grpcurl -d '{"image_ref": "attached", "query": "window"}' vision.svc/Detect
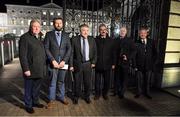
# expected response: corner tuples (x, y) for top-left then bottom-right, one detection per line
(28, 11), (31, 14)
(43, 22), (46, 26)
(57, 13), (61, 16)
(20, 29), (24, 35)
(43, 11), (46, 15)
(12, 18), (16, 25)
(21, 20), (24, 25)
(20, 11), (23, 13)
(13, 29), (16, 34)
(50, 12), (54, 16)
(50, 22), (53, 26)
(28, 20), (31, 25)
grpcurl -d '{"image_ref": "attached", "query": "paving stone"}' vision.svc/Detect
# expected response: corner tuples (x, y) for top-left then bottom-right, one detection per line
(0, 58), (180, 116)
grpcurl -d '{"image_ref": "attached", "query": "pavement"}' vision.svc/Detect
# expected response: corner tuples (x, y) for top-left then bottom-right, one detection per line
(0, 58), (180, 116)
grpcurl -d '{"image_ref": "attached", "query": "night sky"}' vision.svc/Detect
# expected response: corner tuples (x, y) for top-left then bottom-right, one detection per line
(0, 0), (104, 12)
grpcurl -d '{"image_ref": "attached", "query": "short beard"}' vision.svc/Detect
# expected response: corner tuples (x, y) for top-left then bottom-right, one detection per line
(55, 27), (62, 31)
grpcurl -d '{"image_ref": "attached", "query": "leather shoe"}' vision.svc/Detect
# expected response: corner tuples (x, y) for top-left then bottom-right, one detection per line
(73, 98), (78, 104)
(144, 94), (152, 99)
(94, 96), (100, 100)
(134, 94), (140, 98)
(103, 95), (109, 100)
(118, 95), (124, 99)
(61, 99), (69, 105)
(25, 107), (34, 114)
(85, 98), (91, 104)
(46, 101), (55, 109)
(33, 103), (44, 108)
(111, 92), (117, 96)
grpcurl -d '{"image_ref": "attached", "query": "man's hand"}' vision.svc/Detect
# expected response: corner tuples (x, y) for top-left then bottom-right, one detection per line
(112, 65), (115, 69)
(134, 68), (138, 71)
(123, 55), (127, 61)
(58, 61), (65, 68)
(69, 67), (74, 71)
(52, 60), (59, 68)
(24, 70), (31, 77)
(91, 64), (95, 68)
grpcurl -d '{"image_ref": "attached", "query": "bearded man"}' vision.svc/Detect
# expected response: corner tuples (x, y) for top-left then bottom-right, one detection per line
(44, 17), (71, 108)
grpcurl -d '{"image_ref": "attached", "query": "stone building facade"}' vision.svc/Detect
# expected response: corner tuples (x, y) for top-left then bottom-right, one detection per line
(6, 3), (63, 36)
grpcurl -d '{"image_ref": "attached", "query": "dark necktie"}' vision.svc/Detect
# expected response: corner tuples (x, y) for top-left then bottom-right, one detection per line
(142, 40), (146, 52)
(82, 39), (86, 62)
(142, 39), (145, 44)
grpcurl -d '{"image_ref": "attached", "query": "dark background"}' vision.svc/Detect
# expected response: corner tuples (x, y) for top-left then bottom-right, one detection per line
(0, 0), (105, 12)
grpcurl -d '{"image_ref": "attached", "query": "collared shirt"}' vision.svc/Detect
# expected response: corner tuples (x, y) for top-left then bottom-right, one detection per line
(141, 38), (147, 53)
(30, 32), (40, 40)
(81, 36), (89, 61)
(141, 38), (147, 45)
(34, 34), (39, 39)
(100, 35), (106, 39)
(120, 36), (126, 39)
(55, 31), (62, 46)
(55, 31), (62, 62)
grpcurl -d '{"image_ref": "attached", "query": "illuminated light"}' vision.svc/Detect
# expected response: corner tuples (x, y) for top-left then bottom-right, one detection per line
(13, 29), (16, 34)
(28, 20), (31, 25)
(167, 27), (180, 39)
(21, 20), (24, 24)
(162, 68), (180, 87)
(43, 11), (46, 15)
(115, 29), (120, 34)
(50, 12), (54, 16)
(164, 53), (180, 64)
(0, 20), (2, 25)
(170, 1), (180, 14)
(166, 41), (180, 51)
(178, 90), (180, 93)
(168, 15), (180, 27)
(43, 22), (46, 26)
(20, 30), (24, 35)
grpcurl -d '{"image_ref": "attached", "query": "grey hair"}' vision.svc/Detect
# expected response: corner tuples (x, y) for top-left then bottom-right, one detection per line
(99, 23), (107, 30)
(29, 19), (41, 31)
(120, 26), (127, 30)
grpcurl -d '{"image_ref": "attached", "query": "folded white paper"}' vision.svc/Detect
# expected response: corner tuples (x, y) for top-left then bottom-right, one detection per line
(60, 64), (69, 70)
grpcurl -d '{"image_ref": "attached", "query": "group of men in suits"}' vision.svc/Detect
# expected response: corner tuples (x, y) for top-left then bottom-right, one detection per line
(19, 17), (157, 114)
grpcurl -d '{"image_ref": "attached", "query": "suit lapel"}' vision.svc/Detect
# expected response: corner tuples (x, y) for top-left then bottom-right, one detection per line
(87, 36), (91, 57)
(146, 39), (151, 51)
(78, 35), (83, 56)
(60, 32), (64, 47)
(78, 36), (91, 58)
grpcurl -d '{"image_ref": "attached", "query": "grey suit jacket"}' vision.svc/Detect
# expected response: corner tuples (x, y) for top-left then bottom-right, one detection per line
(44, 30), (71, 65)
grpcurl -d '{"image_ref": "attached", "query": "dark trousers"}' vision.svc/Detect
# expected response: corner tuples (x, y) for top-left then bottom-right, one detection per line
(24, 78), (42, 108)
(115, 65), (129, 96)
(74, 62), (92, 99)
(95, 70), (110, 96)
(136, 70), (152, 95)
